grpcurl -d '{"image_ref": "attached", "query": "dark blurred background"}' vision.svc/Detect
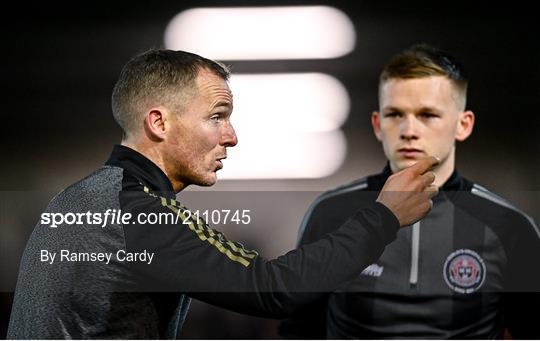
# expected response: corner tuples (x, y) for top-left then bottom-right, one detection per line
(2, 1), (539, 338)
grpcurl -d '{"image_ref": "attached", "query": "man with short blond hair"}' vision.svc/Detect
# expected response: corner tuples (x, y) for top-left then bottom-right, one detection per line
(8, 49), (438, 339)
(280, 44), (540, 339)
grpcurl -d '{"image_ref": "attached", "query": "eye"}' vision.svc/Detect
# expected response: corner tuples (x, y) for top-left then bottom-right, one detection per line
(384, 112), (401, 118)
(210, 114), (222, 121)
(419, 112), (438, 119)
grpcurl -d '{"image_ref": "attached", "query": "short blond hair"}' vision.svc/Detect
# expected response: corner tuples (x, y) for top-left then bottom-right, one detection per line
(379, 44), (468, 110)
(111, 49), (230, 139)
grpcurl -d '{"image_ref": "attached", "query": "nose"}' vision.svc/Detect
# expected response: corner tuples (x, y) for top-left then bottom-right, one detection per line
(221, 121), (238, 147)
(400, 115), (419, 141)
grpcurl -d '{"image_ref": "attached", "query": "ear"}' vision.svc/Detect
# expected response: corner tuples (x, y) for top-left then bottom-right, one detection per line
(371, 111), (383, 141)
(143, 107), (168, 142)
(455, 110), (475, 142)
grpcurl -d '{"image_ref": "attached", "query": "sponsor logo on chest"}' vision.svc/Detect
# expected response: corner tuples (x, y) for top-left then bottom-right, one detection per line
(361, 263), (384, 277)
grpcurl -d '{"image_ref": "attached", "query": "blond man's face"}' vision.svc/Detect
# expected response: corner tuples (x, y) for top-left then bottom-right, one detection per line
(372, 76), (472, 172)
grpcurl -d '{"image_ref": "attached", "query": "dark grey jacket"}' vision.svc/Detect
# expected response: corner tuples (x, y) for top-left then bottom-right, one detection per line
(280, 166), (540, 339)
(8, 145), (401, 339)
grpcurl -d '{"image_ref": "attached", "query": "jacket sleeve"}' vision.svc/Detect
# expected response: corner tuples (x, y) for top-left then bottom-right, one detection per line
(278, 198), (334, 338)
(120, 189), (398, 319)
(503, 216), (540, 339)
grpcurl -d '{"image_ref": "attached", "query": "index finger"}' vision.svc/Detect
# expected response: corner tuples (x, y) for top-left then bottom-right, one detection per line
(409, 156), (440, 175)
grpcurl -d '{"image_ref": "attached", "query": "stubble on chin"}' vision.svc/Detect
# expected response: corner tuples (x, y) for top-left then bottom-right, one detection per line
(197, 171), (218, 187)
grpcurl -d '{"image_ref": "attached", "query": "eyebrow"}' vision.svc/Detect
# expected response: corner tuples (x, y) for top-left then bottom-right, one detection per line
(382, 106), (443, 114)
(210, 101), (233, 115)
(416, 106), (443, 114)
(211, 100), (232, 109)
(381, 106), (402, 112)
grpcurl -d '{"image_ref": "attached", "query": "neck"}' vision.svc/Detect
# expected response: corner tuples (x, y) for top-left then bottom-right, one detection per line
(121, 140), (186, 193)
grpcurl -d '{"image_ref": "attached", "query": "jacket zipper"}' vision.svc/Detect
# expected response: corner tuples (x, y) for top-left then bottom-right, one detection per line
(410, 221), (420, 287)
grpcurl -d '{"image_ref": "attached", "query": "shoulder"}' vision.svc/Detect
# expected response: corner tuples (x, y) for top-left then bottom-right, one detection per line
(455, 179), (539, 240)
(296, 175), (377, 243)
(315, 177), (370, 204)
(305, 175), (376, 216)
(47, 166), (124, 212)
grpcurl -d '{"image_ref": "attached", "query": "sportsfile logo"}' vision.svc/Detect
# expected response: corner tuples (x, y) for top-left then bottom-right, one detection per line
(40, 210), (132, 228)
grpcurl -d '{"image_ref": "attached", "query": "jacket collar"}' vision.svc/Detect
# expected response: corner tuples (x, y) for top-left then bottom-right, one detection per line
(369, 162), (464, 194)
(105, 144), (175, 195)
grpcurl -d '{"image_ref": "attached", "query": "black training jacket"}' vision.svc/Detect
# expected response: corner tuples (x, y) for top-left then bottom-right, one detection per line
(8, 145), (401, 339)
(279, 165), (540, 339)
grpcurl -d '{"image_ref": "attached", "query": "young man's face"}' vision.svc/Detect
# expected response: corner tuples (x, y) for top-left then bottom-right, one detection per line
(164, 68), (237, 189)
(372, 76), (473, 173)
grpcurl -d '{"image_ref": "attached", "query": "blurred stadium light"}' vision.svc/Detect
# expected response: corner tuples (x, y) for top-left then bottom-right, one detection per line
(165, 6), (354, 179)
(164, 6), (355, 60)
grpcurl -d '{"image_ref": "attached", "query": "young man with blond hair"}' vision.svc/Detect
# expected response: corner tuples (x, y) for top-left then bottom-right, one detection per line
(280, 44), (540, 339)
